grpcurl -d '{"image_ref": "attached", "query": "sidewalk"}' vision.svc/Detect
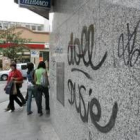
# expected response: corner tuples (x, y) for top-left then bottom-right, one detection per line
(0, 99), (60, 140)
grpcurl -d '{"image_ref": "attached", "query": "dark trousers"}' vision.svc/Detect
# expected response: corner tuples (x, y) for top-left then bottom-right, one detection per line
(8, 85), (24, 110)
(35, 85), (50, 114)
(17, 88), (26, 104)
(9, 94), (23, 110)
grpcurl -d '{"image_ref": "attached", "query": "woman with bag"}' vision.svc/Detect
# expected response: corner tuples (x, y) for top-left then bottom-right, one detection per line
(26, 62), (35, 115)
(34, 61), (50, 116)
(4, 63), (25, 112)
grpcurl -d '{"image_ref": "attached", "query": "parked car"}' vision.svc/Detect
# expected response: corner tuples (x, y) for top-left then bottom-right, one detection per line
(0, 63), (28, 81)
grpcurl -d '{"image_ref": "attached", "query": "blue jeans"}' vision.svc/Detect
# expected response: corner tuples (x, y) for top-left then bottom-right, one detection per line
(27, 86), (34, 113)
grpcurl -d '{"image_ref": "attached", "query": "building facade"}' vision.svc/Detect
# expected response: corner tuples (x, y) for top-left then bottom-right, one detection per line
(49, 1), (140, 140)
(0, 26), (49, 70)
(15, 0), (140, 140)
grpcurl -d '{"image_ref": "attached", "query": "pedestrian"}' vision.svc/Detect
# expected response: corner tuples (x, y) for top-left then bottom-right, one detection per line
(26, 62), (35, 115)
(5, 61), (26, 112)
(34, 61), (50, 116)
(4, 63), (24, 112)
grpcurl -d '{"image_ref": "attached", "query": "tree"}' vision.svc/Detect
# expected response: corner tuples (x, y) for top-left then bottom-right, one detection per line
(0, 26), (31, 61)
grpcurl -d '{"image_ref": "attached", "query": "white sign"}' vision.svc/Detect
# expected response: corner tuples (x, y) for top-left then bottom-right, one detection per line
(45, 43), (49, 48)
(31, 50), (39, 57)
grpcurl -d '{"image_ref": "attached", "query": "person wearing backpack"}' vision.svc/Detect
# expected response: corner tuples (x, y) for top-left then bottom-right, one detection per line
(26, 62), (35, 115)
(34, 61), (50, 116)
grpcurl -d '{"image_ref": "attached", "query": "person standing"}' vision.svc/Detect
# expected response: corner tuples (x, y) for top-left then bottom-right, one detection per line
(34, 61), (50, 116)
(26, 62), (35, 115)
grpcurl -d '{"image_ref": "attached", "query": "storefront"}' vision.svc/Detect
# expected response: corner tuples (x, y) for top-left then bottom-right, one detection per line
(0, 42), (49, 70)
(0, 26), (49, 69)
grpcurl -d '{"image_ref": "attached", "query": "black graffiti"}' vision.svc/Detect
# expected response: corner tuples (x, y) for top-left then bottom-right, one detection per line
(71, 68), (93, 80)
(67, 24), (108, 70)
(118, 20), (140, 67)
(84, 131), (92, 140)
(68, 79), (118, 133)
(88, 131), (92, 140)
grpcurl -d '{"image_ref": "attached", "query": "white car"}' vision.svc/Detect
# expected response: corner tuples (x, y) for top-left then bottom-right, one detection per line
(0, 63), (28, 81)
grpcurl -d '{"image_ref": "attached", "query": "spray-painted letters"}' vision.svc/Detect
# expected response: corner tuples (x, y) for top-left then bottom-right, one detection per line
(67, 24), (118, 133)
(118, 20), (140, 67)
(68, 79), (118, 133)
(67, 25), (107, 78)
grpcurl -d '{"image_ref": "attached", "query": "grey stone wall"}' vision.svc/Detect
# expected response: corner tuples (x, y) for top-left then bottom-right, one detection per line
(49, 0), (140, 139)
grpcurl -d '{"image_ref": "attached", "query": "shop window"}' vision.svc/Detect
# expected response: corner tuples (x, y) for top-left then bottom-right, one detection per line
(39, 51), (49, 61)
(39, 52), (43, 57)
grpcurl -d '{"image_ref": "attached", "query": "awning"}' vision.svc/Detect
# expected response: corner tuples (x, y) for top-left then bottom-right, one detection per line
(14, 0), (52, 19)
(0, 43), (45, 49)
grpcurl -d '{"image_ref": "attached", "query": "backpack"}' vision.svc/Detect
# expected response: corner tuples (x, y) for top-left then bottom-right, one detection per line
(40, 70), (49, 87)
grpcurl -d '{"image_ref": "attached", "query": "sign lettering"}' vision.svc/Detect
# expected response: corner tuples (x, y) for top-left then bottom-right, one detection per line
(19, 0), (51, 8)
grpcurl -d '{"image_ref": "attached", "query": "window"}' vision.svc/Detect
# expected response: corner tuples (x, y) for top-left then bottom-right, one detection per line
(0, 59), (2, 70)
(32, 26), (36, 31)
(26, 25), (30, 29)
(10, 24), (15, 28)
(3, 23), (8, 29)
(16, 23), (21, 27)
(39, 52), (43, 57)
(0, 23), (2, 29)
(37, 26), (42, 31)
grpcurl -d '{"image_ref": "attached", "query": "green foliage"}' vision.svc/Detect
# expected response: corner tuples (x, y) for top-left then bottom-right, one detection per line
(0, 26), (31, 60)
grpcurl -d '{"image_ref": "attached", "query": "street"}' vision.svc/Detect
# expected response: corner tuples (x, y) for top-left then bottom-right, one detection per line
(0, 80), (27, 103)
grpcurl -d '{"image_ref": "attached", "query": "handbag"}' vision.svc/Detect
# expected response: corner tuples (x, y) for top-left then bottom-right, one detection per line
(16, 80), (23, 88)
(5, 81), (14, 95)
(13, 83), (17, 95)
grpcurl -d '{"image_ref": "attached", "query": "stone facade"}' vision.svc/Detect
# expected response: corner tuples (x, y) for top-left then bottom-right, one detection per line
(50, 0), (140, 140)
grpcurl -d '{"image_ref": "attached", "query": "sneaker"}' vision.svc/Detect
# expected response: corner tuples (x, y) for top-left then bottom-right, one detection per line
(4, 108), (10, 112)
(18, 106), (23, 110)
(22, 103), (26, 106)
(39, 112), (43, 117)
(27, 111), (33, 115)
(8, 110), (14, 113)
